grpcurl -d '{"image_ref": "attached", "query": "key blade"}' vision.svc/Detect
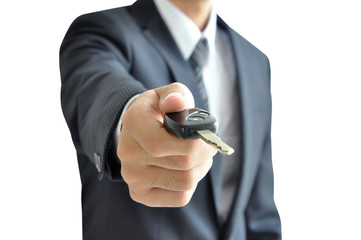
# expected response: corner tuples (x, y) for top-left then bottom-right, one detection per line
(197, 130), (234, 155)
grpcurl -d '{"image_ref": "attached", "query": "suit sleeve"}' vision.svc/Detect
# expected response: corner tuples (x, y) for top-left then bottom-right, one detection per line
(245, 134), (282, 239)
(59, 13), (146, 180)
(245, 60), (282, 239)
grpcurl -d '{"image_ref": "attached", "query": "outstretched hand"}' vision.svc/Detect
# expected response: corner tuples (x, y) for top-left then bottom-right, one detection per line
(117, 83), (217, 207)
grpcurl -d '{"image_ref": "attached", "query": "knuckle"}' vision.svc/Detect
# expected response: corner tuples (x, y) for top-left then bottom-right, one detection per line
(120, 167), (132, 184)
(128, 189), (143, 204)
(130, 189), (161, 208)
(117, 139), (137, 165)
(174, 170), (196, 191)
(117, 142), (129, 160)
(120, 166), (139, 185)
(174, 155), (193, 170)
(160, 157), (175, 169)
(174, 191), (193, 207)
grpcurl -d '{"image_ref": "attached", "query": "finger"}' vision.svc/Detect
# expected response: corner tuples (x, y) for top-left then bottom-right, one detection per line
(129, 186), (196, 207)
(145, 140), (216, 170)
(128, 117), (201, 157)
(119, 129), (212, 172)
(143, 158), (213, 191)
(119, 138), (209, 192)
(118, 136), (213, 190)
(118, 130), (191, 170)
(120, 108), (186, 158)
(155, 82), (195, 114)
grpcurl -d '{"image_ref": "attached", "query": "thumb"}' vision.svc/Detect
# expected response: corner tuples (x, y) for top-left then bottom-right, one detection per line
(155, 83), (195, 113)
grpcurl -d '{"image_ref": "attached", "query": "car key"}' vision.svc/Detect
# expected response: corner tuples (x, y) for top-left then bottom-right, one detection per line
(164, 108), (234, 155)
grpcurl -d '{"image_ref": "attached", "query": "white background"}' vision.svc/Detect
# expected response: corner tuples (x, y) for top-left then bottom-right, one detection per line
(1, 0), (360, 239)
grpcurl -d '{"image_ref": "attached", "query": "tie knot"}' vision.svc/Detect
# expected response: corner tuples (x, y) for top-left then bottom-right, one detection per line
(189, 38), (209, 72)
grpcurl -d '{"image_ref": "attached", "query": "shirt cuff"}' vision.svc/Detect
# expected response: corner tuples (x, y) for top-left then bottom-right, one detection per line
(114, 94), (141, 147)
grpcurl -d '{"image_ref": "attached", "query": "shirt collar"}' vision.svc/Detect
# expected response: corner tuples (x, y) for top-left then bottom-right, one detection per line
(154, 0), (217, 60)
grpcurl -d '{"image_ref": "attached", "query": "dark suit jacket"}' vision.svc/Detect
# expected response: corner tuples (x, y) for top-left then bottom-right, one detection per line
(60, 0), (281, 239)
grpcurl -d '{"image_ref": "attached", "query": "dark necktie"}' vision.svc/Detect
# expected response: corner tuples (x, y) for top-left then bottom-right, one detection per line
(188, 38), (209, 109)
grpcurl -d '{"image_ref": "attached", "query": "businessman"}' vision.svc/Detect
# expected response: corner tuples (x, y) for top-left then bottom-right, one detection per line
(60, 0), (281, 239)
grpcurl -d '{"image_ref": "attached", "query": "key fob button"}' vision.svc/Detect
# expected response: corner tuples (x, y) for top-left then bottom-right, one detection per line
(186, 110), (209, 122)
(187, 116), (204, 122)
(196, 111), (210, 118)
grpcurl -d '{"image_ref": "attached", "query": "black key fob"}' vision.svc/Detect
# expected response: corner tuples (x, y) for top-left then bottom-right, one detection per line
(164, 108), (218, 140)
